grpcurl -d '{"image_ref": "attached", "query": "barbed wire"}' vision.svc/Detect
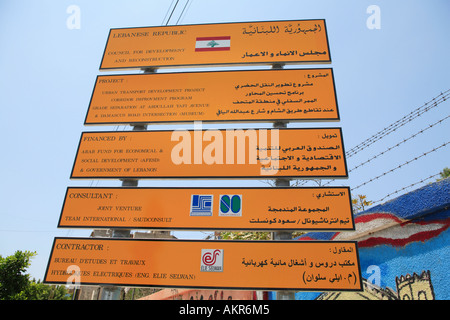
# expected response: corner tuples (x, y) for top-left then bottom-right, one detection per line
(349, 114), (450, 174)
(372, 172), (442, 204)
(346, 89), (449, 158)
(314, 92), (449, 188)
(351, 141), (449, 191)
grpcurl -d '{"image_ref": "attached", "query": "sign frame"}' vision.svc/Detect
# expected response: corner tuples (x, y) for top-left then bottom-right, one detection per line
(99, 19), (332, 70)
(84, 68), (340, 126)
(57, 186), (355, 232)
(69, 127), (349, 180)
(44, 237), (363, 292)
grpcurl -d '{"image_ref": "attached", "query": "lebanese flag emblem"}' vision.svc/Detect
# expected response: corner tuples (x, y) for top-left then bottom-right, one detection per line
(195, 36), (231, 52)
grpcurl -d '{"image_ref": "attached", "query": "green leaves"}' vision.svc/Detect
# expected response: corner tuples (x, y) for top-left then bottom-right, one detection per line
(0, 250), (69, 300)
(0, 250), (35, 299)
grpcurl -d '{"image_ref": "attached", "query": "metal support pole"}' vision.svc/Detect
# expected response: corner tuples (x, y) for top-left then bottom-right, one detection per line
(271, 63), (296, 300)
(114, 124), (147, 235)
(100, 70), (151, 300)
(272, 122), (295, 300)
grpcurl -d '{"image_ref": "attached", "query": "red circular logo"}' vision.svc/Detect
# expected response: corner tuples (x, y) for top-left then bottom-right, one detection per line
(202, 249), (221, 266)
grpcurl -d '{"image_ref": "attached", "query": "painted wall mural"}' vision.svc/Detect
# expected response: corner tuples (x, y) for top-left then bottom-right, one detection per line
(316, 270), (435, 300)
(295, 178), (449, 300)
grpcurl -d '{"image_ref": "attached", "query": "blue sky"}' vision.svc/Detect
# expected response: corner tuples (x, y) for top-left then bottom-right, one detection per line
(0, 0), (449, 281)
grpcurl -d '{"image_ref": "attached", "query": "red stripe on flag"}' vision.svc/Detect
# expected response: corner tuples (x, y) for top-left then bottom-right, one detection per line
(195, 47), (230, 52)
(196, 36), (231, 41)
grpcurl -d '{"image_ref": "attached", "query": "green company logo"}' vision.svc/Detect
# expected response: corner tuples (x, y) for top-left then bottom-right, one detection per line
(219, 195), (242, 216)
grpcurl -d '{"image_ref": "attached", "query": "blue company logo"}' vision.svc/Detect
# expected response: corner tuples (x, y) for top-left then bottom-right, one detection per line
(190, 195), (213, 216)
(219, 195), (242, 216)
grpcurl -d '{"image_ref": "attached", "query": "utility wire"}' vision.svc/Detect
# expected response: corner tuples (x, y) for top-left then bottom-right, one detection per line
(165, 0), (180, 25)
(176, 0), (192, 25)
(161, 0), (177, 25)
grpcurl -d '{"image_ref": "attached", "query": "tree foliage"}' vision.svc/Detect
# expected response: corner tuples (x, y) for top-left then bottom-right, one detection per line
(218, 231), (304, 240)
(438, 167), (450, 180)
(0, 250), (69, 300)
(219, 231), (272, 240)
(0, 250), (35, 299)
(351, 194), (373, 213)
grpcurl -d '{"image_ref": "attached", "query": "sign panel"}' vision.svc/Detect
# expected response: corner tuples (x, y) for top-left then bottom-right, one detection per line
(85, 68), (339, 125)
(58, 187), (354, 231)
(100, 19), (331, 70)
(70, 128), (348, 179)
(44, 238), (362, 291)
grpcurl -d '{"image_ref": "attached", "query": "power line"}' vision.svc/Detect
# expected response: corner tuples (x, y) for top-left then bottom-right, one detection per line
(176, 0), (192, 25)
(165, 0), (180, 25)
(161, 0), (177, 25)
